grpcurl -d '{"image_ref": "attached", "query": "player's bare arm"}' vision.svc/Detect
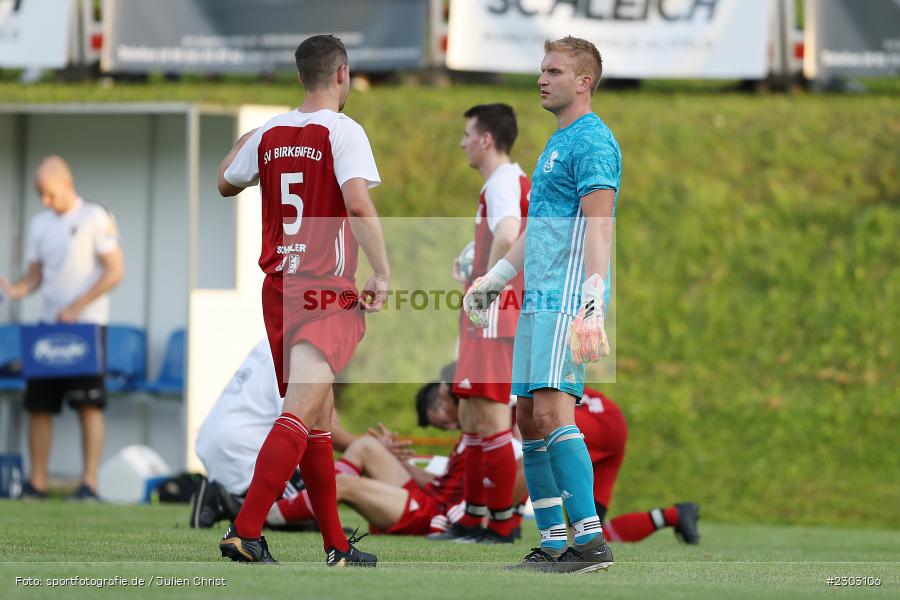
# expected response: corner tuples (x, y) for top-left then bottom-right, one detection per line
(0, 261), (42, 301)
(486, 216), (520, 269)
(58, 248), (124, 323)
(502, 229), (527, 273)
(569, 188), (615, 363)
(367, 423), (414, 460)
(401, 461), (436, 488)
(341, 177), (390, 312)
(217, 128), (259, 197)
(581, 189), (615, 279)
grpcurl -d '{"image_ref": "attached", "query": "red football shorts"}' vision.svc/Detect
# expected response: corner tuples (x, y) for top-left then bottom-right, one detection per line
(452, 335), (514, 405)
(577, 403), (628, 508)
(262, 275), (365, 397)
(369, 481), (442, 536)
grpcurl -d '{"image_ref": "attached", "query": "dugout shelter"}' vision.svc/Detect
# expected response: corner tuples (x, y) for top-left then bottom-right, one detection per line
(0, 102), (283, 477)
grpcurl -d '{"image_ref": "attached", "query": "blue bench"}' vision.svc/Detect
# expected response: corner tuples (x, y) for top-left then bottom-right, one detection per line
(105, 325), (148, 393)
(143, 329), (185, 396)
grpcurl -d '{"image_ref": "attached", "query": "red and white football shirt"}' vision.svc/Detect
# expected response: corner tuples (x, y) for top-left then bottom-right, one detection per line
(224, 110), (380, 390)
(224, 109), (380, 288)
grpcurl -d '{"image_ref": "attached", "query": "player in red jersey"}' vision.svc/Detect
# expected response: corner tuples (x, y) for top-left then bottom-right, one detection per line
(442, 104), (530, 543)
(214, 35), (389, 567)
(573, 388), (700, 545)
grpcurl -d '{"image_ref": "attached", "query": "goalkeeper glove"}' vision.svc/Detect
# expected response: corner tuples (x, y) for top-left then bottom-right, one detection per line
(463, 258), (517, 328)
(569, 273), (610, 365)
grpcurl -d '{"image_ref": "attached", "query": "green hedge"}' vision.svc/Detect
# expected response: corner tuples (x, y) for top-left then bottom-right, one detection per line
(3, 80), (897, 527)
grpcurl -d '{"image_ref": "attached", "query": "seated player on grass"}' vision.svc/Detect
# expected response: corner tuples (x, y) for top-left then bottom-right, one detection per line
(271, 380), (529, 539)
(274, 379), (700, 545)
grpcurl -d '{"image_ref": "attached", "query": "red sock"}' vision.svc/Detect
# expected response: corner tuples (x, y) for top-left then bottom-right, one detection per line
(458, 433), (486, 528)
(604, 506), (678, 543)
(234, 412), (308, 538)
(663, 506), (679, 526)
(274, 489), (314, 523)
(334, 457), (361, 477)
(299, 430), (348, 552)
(482, 430), (516, 537)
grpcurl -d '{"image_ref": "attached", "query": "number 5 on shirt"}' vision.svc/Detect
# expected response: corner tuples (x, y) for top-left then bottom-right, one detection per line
(281, 172), (304, 235)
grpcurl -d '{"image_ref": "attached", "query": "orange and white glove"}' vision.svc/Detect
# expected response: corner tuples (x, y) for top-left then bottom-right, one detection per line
(463, 259), (516, 328)
(569, 273), (610, 365)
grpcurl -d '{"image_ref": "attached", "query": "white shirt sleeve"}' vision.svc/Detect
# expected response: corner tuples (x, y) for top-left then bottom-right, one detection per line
(224, 128), (264, 188)
(331, 119), (381, 189)
(92, 208), (121, 255)
(484, 172), (522, 233)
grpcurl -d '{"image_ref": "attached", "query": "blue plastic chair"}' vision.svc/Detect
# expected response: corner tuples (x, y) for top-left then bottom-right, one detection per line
(145, 329), (185, 395)
(0, 325), (24, 391)
(105, 325), (147, 392)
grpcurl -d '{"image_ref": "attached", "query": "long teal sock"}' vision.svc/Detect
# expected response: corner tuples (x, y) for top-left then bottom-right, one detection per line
(522, 439), (567, 551)
(546, 425), (602, 544)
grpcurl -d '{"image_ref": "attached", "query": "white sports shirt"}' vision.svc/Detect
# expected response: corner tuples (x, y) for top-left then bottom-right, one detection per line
(195, 340), (283, 494)
(479, 162), (527, 232)
(25, 198), (120, 325)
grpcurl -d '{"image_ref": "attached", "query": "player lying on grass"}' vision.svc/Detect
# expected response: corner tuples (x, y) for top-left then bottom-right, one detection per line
(272, 379), (700, 546)
(272, 380), (529, 539)
(192, 345), (698, 544)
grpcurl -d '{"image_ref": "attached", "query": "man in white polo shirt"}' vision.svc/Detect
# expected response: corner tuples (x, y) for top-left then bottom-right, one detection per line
(0, 156), (124, 500)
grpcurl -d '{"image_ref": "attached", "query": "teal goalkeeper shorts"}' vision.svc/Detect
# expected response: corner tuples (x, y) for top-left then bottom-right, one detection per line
(511, 312), (585, 400)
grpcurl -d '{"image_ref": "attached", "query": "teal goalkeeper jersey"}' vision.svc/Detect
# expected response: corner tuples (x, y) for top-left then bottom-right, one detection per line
(523, 112), (621, 315)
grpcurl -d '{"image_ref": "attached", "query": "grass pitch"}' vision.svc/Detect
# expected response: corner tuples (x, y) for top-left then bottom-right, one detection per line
(1, 501), (897, 599)
(0, 79), (898, 528)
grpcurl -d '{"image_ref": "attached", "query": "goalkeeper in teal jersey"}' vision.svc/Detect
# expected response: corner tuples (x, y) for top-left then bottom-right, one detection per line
(464, 36), (620, 574)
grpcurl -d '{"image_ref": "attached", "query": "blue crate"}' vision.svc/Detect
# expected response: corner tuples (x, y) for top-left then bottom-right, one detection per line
(20, 324), (103, 379)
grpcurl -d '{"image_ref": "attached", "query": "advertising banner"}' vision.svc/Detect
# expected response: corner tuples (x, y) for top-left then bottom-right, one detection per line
(804, 0), (900, 78)
(0, 0), (73, 68)
(20, 324), (103, 379)
(447, 0), (771, 79)
(102, 0), (429, 73)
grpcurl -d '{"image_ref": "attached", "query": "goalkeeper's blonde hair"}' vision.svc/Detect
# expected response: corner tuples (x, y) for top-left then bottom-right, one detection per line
(544, 36), (603, 95)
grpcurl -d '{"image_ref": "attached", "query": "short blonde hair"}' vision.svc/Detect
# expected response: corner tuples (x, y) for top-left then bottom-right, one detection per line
(544, 36), (603, 95)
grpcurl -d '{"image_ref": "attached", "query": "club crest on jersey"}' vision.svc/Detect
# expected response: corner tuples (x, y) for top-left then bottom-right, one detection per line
(543, 149), (559, 173)
(287, 255), (301, 275)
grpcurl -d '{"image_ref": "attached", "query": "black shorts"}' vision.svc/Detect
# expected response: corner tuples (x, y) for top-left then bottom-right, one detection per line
(24, 375), (107, 414)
